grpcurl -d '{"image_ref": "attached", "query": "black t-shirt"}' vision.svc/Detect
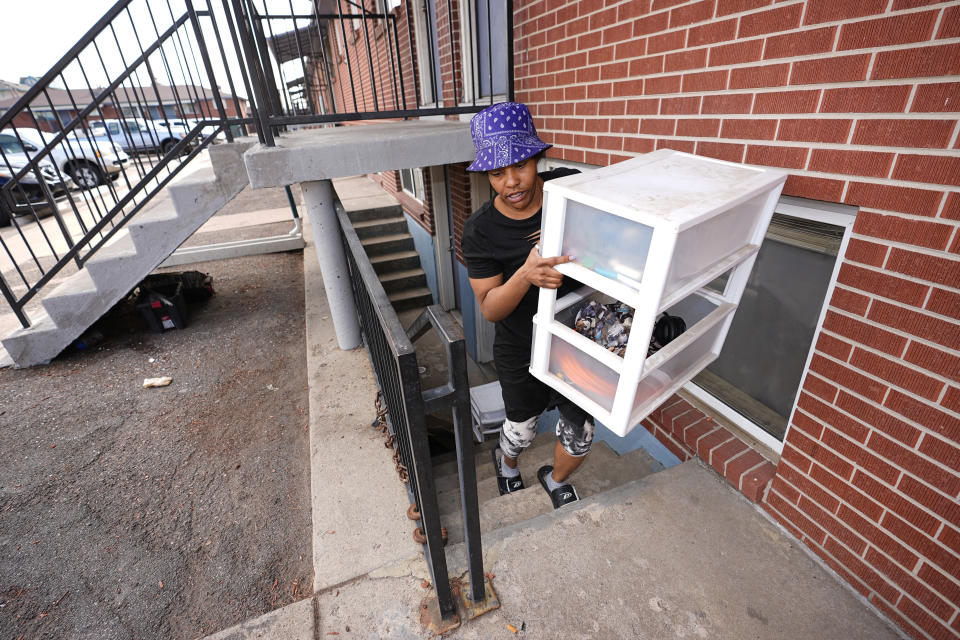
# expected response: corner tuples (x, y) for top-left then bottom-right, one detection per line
(462, 168), (581, 360)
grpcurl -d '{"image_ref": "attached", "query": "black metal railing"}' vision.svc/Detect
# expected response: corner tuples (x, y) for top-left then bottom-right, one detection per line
(235, 0), (514, 145)
(0, 0), (255, 328)
(338, 200), (486, 625)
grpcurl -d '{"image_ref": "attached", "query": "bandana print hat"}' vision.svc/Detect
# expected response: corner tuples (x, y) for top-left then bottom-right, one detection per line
(466, 102), (552, 172)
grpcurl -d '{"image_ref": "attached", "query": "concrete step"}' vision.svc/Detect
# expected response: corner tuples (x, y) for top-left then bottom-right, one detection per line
(352, 216), (408, 239)
(369, 250), (421, 274)
(435, 439), (620, 518)
(0, 311), (61, 366)
(360, 233), (415, 256)
(378, 268), (427, 293)
(388, 287), (433, 311)
(431, 433), (554, 493)
(345, 203), (404, 223)
(40, 269), (100, 326)
(434, 435), (664, 546)
(125, 206), (180, 252)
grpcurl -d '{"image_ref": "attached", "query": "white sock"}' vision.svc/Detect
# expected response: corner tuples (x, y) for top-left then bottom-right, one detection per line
(499, 453), (520, 478)
(545, 470), (563, 491)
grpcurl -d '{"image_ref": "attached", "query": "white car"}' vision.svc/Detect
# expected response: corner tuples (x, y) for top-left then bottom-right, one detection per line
(88, 118), (192, 155)
(152, 118), (226, 142)
(12, 127), (128, 190)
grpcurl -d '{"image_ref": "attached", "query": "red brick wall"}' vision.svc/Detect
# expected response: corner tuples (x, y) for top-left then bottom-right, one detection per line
(513, 2), (960, 639)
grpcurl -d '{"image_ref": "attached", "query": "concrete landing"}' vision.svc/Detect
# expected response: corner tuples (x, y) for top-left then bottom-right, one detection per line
(244, 121), (474, 188)
(316, 460), (903, 639)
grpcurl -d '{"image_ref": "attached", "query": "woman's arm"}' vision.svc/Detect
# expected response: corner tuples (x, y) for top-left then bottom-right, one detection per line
(469, 247), (573, 323)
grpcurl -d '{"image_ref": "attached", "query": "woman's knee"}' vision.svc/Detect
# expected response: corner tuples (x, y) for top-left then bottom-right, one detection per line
(555, 416), (595, 457)
(499, 416), (538, 458)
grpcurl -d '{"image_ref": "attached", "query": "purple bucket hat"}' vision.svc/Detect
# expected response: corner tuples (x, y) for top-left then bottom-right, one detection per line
(466, 102), (551, 172)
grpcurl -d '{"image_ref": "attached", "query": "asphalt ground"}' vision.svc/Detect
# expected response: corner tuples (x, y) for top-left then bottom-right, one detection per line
(0, 187), (311, 639)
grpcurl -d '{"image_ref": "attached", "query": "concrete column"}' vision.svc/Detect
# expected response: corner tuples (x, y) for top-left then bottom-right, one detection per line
(301, 179), (361, 350)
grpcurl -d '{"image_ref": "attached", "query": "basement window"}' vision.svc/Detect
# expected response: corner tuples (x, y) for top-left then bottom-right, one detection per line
(400, 167), (426, 202)
(685, 196), (856, 452)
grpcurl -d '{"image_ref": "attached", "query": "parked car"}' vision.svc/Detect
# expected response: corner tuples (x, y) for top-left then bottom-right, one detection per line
(153, 118), (226, 142)
(12, 127), (128, 190)
(88, 118), (192, 155)
(0, 133), (73, 227)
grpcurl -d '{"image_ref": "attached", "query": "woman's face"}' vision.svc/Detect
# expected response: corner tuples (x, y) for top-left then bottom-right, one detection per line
(487, 157), (541, 214)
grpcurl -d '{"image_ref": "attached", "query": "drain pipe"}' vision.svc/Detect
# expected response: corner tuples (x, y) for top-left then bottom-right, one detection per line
(301, 179), (361, 349)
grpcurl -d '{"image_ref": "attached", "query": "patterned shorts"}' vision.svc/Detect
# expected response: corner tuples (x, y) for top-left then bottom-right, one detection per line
(495, 346), (595, 459)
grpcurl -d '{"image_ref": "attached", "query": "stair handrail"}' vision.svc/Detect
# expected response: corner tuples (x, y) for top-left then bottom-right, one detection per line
(336, 196), (488, 626)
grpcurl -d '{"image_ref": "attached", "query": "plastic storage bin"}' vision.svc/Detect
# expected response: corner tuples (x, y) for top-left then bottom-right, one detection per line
(531, 149), (786, 436)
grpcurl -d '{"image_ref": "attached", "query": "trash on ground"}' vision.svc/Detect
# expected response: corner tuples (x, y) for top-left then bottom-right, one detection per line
(73, 330), (104, 351)
(507, 623), (518, 633)
(143, 376), (173, 388)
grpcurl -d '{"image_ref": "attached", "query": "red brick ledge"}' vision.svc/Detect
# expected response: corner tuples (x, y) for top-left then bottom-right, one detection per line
(643, 394), (777, 502)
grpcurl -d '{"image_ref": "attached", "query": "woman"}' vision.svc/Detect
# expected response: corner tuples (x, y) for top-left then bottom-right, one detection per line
(461, 102), (594, 509)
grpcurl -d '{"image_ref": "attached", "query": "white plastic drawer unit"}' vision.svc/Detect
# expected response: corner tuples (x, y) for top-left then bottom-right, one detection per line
(531, 149), (787, 436)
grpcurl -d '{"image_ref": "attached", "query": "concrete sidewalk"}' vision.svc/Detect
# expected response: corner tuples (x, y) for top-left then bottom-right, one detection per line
(202, 207), (903, 640)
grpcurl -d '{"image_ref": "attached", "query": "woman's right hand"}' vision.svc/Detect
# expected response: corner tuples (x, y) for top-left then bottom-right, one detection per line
(521, 246), (573, 289)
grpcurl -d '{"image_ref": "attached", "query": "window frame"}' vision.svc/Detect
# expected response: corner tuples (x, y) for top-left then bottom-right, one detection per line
(683, 196), (857, 454)
(399, 166), (426, 202)
(456, 0), (508, 106)
(409, 0), (440, 106)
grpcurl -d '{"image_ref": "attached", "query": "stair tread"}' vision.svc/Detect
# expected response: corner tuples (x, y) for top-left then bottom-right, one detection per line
(44, 269), (98, 300)
(379, 268), (426, 281)
(435, 440), (623, 515)
(131, 205), (179, 226)
(86, 231), (138, 262)
(388, 287), (432, 302)
(352, 216), (406, 228)
(369, 250), (419, 263)
(361, 233), (411, 245)
(437, 438), (663, 545)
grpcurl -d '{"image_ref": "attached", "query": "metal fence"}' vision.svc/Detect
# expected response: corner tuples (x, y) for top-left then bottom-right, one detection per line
(236, 0), (515, 144)
(338, 199), (486, 625)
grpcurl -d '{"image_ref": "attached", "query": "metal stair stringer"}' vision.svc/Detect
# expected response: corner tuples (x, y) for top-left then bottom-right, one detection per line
(1, 140), (255, 368)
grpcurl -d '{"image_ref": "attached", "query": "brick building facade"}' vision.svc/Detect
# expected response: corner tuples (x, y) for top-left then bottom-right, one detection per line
(323, 2), (960, 638)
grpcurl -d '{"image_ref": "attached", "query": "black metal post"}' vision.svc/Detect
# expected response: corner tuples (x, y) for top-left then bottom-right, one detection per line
(231, 0), (274, 144)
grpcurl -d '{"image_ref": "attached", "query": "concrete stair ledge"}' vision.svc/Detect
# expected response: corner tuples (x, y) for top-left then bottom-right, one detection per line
(40, 270), (100, 323)
(435, 442), (623, 518)
(207, 138), (255, 184)
(83, 233), (142, 283)
(369, 250), (420, 274)
(342, 199), (402, 219)
(1, 312), (62, 366)
(352, 217), (408, 239)
(387, 287), (432, 310)
(360, 233), (414, 256)
(437, 439), (663, 545)
(431, 436), (554, 492)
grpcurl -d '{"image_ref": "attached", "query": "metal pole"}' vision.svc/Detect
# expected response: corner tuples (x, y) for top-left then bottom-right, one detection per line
(231, 0), (274, 144)
(186, 0), (232, 137)
(301, 179), (360, 349)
